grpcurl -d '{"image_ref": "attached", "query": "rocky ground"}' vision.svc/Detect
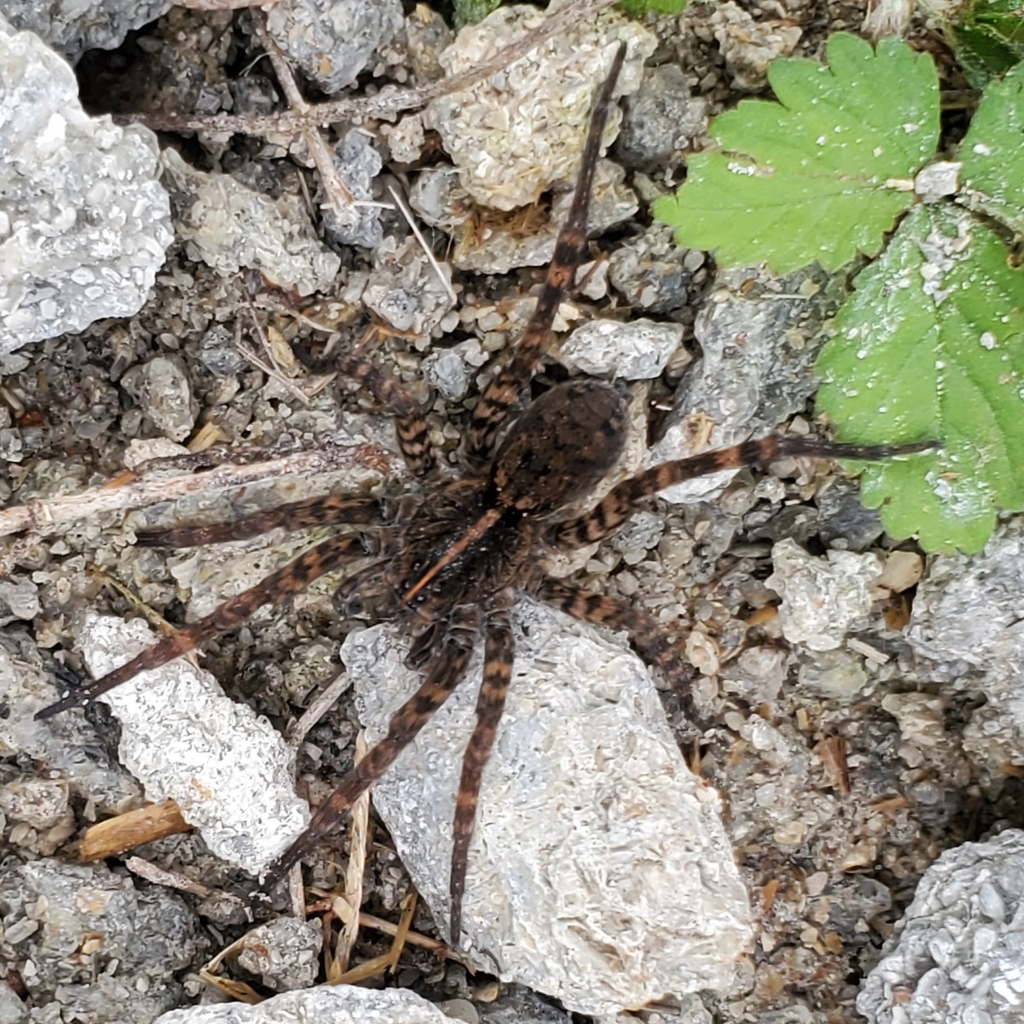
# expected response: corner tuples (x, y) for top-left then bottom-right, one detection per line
(1, 1), (1022, 1023)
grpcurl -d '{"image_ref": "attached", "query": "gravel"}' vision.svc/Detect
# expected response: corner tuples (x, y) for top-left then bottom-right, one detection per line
(0, 3), (1015, 1023)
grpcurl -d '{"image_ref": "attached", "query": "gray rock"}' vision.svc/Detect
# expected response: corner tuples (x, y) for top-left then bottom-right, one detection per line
(907, 522), (1024, 770)
(266, 0), (403, 95)
(121, 356), (197, 443)
(0, 13), (172, 357)
(236, 918), (323, 993)
(75, 614), (310, 875)
(0, 635), (141, 814)
(161, 148), (340, 297)
(0, 575), (39, 622)
(0, 859), (203, 1023)
(154, 985), (452, 1023)
(608, 223), (705, 314)
(323, 129), (384, 250)
(765, 539), (882, 652)
(558, 318), (684, 380)
(709, 1), (803, 93)
(815, 478), (884, 551)
(858, 829), (1024, 1024)
(423, 349), (469, 401)
(363, 235), (455, 337)
(0, 0), (169, 64)
(478, 986), (568, 1024)
(647, 264), (846, 503)
(344, 597), (752, 1017)
(614, 63), (708, 169)
(0, 980), (26, 1024)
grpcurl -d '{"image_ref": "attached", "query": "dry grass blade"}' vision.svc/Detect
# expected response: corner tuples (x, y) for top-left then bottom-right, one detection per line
(329, 892), (419, 985)
(329, 731), (371, 977)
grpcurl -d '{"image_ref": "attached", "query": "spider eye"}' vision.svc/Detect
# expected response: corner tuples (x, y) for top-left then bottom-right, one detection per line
(491, 379), (628, 515)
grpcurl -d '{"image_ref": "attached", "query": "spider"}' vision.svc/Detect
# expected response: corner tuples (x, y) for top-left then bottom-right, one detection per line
(37, 42), (932, 944)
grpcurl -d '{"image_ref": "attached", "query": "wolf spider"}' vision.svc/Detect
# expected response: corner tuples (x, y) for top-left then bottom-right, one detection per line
(39, 43), (931, 943)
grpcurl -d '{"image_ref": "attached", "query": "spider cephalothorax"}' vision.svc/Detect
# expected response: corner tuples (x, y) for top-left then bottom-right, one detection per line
(38, 42), (931, 943)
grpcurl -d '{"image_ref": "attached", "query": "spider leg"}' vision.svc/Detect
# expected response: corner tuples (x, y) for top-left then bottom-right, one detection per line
(558, 436), (936, 547)
(338, 352), (435, 477)
(450, 597), (513, 944)
(264, 605), (480, 886)
(465, 42), (627, 462)
(36, 532), (373, 720)
(538, 577), (697, 720)
(137, 495), (382, 547)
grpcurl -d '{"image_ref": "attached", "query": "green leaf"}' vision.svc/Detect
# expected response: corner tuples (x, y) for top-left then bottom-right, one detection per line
(652, 32), (940, 274)
(453, 0), (503, 29)
(947, 0), (1024, 88)
(618, 0), (687, 16)
(959, 59), (1024, 235)
(816, 204), (1024, 553)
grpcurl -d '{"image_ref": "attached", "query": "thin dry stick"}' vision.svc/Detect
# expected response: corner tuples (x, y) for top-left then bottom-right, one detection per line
(386, 184), (458, 305)
(330, 892), (418, 984)
(0, 443), (402, 541)
(240, 311), (314, 406)
(285, 671), (352, 747)
(251, 10), (356, 223)
(125, 0), (619, 136)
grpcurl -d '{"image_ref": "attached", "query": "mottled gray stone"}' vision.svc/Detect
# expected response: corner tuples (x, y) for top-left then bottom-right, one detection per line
(0, 0), (169, 64)
(0, 859), (202, 1023)
(647, 265), (846, 503)
(907, 521), (1024, 770)
(266, 0), (402, 95)
(161, 148), (340, 297)
(236, 918), (322, 993)
(0, 13), (172, 356)
(858, 829), (1024, 1024)
(558, 319), (683, 380)
(614, 63), (708, 168)
(766, 539), (882, 652)
(154, 985), (451, 1023)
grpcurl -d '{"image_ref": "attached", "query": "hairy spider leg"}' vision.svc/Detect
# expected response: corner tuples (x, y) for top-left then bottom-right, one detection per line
(465, 41), (628, 463)
(538, 577), (696, 718)
(36, 533), (372, 719)
(337, 352), (435, 476)
(557, 436), (937, 547)
(449, 597), (514, 942)
(264, 605), (481, 886)
(136, 495), (382, 548)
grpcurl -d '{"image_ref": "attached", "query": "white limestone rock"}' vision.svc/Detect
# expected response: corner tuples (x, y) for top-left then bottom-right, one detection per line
(344, 597), (753, 1017)
(154, 984), (452, 1023)
(75, 614), (309, 874)
(0, 13), (172, 357)
(766, 539), (883, 652)
(558, 318), (684, 380)
(426, 5), (654, 211)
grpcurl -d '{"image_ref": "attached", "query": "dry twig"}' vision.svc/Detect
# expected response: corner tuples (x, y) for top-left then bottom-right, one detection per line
(0, 442), (401, 543)
(125, 0), (619, 136)
(80, 801), (191, 861)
